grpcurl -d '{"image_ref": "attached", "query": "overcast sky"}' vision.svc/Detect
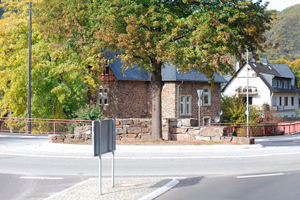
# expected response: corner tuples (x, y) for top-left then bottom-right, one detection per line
(258, 0), (300, 11)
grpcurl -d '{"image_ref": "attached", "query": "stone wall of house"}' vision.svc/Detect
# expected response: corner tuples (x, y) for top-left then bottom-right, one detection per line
(49, 118), (254, 145)
(177, 82), (221, 123)
(100, 81), (150, 118)
(162, 82), (177, 118)
(98, 80), (222, 124)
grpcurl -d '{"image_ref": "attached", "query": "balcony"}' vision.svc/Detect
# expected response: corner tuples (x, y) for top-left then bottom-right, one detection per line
(235, 86), (258, 95)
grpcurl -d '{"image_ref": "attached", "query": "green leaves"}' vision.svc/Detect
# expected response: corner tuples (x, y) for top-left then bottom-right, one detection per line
(0, 0), (101, 119)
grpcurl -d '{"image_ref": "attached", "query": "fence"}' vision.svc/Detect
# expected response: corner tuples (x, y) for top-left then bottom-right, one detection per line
(0, 117), (92, 134)
(204, 121), (300, 137)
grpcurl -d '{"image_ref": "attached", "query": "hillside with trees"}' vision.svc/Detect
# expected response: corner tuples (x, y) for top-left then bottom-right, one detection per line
(258, 4), (300, 61)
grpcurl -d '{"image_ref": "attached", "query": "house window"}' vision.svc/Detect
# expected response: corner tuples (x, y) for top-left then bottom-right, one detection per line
(99, 88), (108, 106)
(279, 97), (282, 106)
(243, 97), (253, 105)
(180, 96), (185, 115)
(180, 96), (192, 115)
(272, 79), (277, 87)
(278, 80), (282, 88)
(104, 63), (109, 75)
(186, 96), (191, 115)
(284, 97), (288, 106)
(284, 81), (288, 89)
(292, 97), (294, 106)
(203, 117), (211, 126)
(272, 96), (277, 106)
(203, 88), (210, 105)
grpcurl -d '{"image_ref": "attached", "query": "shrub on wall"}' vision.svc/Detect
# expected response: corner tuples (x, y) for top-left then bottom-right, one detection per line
(73, 104), (104, 120)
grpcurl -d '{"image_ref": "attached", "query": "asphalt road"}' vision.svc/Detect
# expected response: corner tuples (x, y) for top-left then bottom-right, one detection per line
(2, 132), (300, 199)
(0, 174), (90, 200)
(255, 133), (300, 146)
(157, 171), (300, 200)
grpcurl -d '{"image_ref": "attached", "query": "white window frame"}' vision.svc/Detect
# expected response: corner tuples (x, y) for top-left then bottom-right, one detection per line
(272, 79), (277, 87)
(203, 117), (211, 126)
(278, 80), (282, 88)
(284, 97), (288, 106)
(99, 88), (108, 106)
(180, 96), (185, 115)
(272, 96), (277, 106)
(279, 96), (282, 106)
(284, 81), (288, 89)
(180, 95), (192, 115)
(203, 88), (210, 105)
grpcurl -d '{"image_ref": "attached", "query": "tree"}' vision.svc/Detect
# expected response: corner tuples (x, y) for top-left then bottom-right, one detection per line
(0, 0), (101, 119)
(36, 0), (274, 140)
(220, 94), (260, 123)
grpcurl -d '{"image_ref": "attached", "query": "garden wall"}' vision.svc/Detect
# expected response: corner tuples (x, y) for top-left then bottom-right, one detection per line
(49, 118), (255, 145)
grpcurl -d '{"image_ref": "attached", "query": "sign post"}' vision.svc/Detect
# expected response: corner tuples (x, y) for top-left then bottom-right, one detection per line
(197, 90), (203, 126)
(93, 118), (116, 195)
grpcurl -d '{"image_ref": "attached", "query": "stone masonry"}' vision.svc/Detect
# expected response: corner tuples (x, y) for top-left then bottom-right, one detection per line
(49, 118), (255, 145)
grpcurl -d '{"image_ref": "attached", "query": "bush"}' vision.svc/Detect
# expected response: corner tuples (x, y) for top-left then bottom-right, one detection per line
(73, 104), (104, 120)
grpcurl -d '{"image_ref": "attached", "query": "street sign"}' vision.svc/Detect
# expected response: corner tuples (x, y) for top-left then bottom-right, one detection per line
(197, 90), (203, 99)
(93, 119), (116, 156)
(198, 99), (202, 107)
(93, 118), (116, 195)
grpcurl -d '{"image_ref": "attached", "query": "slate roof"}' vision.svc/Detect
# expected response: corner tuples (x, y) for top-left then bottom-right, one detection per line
(221, 59), (300, 93)
(109, 58), (150, 81)
(108, 58), (227, 83)
(251, 62), (281, 77)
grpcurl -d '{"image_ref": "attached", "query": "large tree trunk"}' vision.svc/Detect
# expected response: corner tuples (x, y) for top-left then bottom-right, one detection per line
(150, 60), (162, 140)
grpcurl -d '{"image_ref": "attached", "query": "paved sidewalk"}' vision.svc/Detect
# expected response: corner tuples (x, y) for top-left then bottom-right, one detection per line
(45, 177), (179, 200)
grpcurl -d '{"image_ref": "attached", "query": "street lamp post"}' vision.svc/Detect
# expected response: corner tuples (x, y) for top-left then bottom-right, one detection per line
(28, 2), (32, 133)
(246, 49), (249, 138)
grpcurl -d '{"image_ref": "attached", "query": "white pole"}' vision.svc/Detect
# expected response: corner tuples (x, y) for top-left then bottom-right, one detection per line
(99, 155), (102, 195)
(28, 2), (32, 134)
(246, 49), (249, 138)
(112, 151), (115, 187)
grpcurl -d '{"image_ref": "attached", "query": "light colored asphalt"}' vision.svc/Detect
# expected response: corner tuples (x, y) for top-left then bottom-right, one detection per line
(45, 178), (178, 200)
(2, 133), (300, 200)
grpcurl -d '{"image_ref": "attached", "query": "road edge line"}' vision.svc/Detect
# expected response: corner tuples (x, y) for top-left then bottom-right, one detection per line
(138, 178), (180, 200)
(43, 178), (91, 200)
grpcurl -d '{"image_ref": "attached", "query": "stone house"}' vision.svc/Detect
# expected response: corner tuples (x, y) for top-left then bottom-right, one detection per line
(222, 59), (299, 117)
(98, 58), (227, 124)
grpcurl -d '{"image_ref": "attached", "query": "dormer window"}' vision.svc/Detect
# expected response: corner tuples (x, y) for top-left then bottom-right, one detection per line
(284, 81), (288, 89)
(272, 79), (277, 87)
(278, 80), (282, 88)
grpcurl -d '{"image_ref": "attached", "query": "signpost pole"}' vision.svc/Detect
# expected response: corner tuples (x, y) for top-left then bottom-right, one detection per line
(112, 118), (115, 187)
(198, 106), (200, 126)
(98, 120), (102, 195)
(112, 151), (115, 187)
(197, 90), (203, 127)
(99, 154), (102, 195)
(93, 118), (116, 195)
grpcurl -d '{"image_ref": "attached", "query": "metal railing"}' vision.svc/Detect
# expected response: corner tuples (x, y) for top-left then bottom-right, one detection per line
(200, 121), (300, 137)
(0, 117), (92, 134)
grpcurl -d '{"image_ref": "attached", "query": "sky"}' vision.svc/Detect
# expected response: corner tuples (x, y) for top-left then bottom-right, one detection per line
(259, 0), (300, 11)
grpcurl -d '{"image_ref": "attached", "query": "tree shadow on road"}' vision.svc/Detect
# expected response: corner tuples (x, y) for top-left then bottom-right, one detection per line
(175, 176), (204, 188)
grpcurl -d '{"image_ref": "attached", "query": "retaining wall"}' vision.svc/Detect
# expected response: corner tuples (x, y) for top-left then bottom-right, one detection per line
(49, 118), (255, 145)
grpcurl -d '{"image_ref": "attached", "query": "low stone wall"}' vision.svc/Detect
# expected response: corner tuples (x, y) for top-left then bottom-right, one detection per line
(49, 118), (255, 145)
(49, 126), (92, 144)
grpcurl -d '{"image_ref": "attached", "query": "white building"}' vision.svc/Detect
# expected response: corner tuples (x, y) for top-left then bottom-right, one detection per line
(222, 59), (299, 118)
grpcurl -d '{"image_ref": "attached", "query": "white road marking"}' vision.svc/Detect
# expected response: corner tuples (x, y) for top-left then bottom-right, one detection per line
(20, 176), (63, 180)
(2, 151), (300, 159)
(237, 173), (285, 179)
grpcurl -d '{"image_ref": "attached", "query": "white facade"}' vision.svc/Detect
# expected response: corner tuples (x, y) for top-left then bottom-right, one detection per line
(222, 62), (299, 118)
